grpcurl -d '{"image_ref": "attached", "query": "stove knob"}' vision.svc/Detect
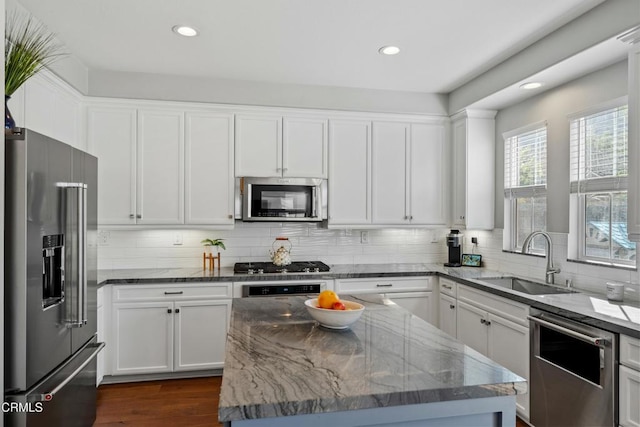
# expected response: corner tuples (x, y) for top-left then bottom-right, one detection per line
(258, 269), (264, 274)
(281, 269), (288, 274)
(247, 269), (254, 275)
(314, 267), (320, 273)
(303, 267), (310, 273)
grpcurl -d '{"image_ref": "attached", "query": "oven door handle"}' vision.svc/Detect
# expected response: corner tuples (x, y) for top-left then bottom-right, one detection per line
(528, 315), (608, 347)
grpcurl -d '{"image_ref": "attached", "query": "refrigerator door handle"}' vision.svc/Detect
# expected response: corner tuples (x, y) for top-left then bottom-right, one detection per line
(27, 342), (105, 403)
(63, 183), (87, 328)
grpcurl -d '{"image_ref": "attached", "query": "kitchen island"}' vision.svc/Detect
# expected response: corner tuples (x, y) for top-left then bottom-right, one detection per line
(218, 294), (526, 427)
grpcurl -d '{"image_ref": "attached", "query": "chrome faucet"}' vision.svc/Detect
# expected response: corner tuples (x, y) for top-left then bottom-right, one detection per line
(521, 231), (560, 284)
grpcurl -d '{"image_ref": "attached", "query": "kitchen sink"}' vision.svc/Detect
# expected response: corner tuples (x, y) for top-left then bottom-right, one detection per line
(479, 276), (576, 295)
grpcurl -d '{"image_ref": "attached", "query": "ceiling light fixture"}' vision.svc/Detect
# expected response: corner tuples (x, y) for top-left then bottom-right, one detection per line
(378, 45), (400, 55)
(520, 82), (543, 90)
(172, 25), (198, 37)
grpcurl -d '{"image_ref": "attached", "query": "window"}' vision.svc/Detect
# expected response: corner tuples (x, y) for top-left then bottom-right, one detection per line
(504, 123), (547, 252)
(570, 100), (635, 266)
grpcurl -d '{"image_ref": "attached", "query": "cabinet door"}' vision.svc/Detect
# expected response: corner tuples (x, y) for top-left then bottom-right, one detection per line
(87, 106), (137, 225)
(185, 112), (235, 225)
(389, 292), (434, 325)
(439, 294), (457, 338)
(619, 365), (640, 427)
(174, 300), (231, 371)
(452, 118), (467, 226)
(96, 288), (104, 386)
(372, 122), (408, 224)
(137, 109), (185, 224)
(487, 313), (530, 420)
(409, 123), (447, 225)
(629, 42), (640, 241)
(235, 114), (282, 177)
(328, 120), (371, 226)
(112, 302), (173, 375)
(456, 301), (488, 355)
(23, 74), (55, 138)
(283, 117), (328, 178)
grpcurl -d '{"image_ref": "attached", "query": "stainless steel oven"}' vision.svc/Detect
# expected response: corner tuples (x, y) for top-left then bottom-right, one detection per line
(529, 308), (617, 427)
(241, 177), (326, 222)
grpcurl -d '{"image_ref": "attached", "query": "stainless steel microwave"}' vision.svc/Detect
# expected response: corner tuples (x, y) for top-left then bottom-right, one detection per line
(240, 177), (327, 222)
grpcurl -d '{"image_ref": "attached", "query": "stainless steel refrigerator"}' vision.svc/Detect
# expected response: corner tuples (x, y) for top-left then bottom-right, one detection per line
(4, 129), (104, 427)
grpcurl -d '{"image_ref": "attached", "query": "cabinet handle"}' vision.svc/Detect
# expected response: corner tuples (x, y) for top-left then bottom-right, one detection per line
(410, 216), (413, 220)
(175, 308), (180, 314)
(276, 168), (282, 172)
(228, 214), (233, 219)
(449, 304), (455, 309)
(129, 214), (135, 219)
(167, 309), (172, 314)
(376, 284), (393, 288)
(164, 291), (184, 295)
(443, 284), (452, 290)
(480, 319), (486, 324)
(136, 214), (142, 219)
(282, 168), (288, 172)
(404, 216), (408, 220)
(485, 320), (491, 326)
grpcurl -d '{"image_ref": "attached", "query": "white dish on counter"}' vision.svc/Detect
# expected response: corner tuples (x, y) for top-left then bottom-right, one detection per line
(304, 298), (364, 329)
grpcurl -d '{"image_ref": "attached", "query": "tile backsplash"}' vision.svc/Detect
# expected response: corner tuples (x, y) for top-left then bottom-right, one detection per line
(97, 223), (639, 300)
(97, 222), (448, 270)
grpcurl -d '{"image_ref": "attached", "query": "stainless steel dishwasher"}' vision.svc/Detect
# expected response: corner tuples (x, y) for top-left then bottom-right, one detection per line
(529, 308), (617, 427)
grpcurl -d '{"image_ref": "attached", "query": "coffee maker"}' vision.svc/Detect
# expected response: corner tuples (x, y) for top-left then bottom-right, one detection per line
(444, 230), (463, 267)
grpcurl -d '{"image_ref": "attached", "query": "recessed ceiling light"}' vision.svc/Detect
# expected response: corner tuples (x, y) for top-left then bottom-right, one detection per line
(520, 82), (543, 90)
(172, 25), (198, 37)
(378, 45), (400, 55)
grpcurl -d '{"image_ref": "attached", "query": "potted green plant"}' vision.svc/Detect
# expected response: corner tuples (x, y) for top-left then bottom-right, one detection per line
(201, 238), (226, 254)
(5, 11), (65, 130)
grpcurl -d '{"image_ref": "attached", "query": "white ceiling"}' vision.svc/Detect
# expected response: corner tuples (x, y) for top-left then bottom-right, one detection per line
(13, 0), (606, 94)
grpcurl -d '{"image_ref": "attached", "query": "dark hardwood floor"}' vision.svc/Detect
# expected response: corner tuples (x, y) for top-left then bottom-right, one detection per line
(94, 377), (223, 427)
(95, 377), (530, 427)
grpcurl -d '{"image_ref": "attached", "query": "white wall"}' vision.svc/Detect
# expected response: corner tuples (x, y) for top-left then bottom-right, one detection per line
(88, 70), (449, 116)
(464, 229), (640, 302)
(97, 224), (448, 270)
(494, 60), (628, 232)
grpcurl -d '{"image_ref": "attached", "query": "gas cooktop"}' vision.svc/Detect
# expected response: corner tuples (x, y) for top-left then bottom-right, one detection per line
(234, 261), (330, 274)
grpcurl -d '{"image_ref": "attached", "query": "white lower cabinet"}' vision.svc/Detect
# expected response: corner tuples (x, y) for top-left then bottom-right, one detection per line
(335, 276), (436, 325)
(96, 287), (105, 386)
(454, 283), (530, 421)
(620, 335), (640, 427)
(110, 283), (231, 376)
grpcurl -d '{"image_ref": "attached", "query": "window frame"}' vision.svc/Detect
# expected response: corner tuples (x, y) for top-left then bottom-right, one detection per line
(503, 121), (548, 252)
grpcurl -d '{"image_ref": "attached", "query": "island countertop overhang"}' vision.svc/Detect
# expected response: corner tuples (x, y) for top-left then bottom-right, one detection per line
(218, 294), (526, 423)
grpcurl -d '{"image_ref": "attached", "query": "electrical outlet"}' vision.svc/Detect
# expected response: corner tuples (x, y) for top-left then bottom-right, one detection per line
(471, 237), (478, 245)
(361, 231), (369, 244)
(173, 233), (183, 245)
(430, 232), (439, 243)
(98, 231), (110, 246)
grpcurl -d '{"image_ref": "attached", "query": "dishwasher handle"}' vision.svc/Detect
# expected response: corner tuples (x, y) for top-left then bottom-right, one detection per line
(528, 315), (608, 347)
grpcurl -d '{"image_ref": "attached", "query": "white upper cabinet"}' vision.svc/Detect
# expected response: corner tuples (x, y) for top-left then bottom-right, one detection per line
(235, 114), (328, 178)
(372, 122), (408, 224)
(451, 109), (496, 230)
(87, 106), (138, 225)
(409, 123), (448, 225)
(185, 112), (235, 225)
(624, 30), (640, 241)
(283, 117), (328, 178)
(11, 71), (84, 151)
(371, 120), (449, 226)
(235, 114), (282, 177)
(328, 120), (372, 226)
(137, 109), (185, 225)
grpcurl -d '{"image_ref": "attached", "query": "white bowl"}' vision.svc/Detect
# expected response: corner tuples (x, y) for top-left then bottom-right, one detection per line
(304, 298), (365, 330)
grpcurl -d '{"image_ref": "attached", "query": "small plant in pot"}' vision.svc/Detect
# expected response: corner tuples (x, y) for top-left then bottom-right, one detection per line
(201, 238), (226, 254)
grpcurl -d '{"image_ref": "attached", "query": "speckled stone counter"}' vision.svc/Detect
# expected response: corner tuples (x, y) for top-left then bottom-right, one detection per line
(218, 294), (526, 426)
(98, 263), (640, 338)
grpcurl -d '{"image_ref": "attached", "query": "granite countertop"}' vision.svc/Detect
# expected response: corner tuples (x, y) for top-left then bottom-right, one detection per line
(218, 294), (526, 422)
(98, 263), (640, 337)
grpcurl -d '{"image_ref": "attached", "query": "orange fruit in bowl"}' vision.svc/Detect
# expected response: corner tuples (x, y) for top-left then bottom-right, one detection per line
(317, 290), (340, 309)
